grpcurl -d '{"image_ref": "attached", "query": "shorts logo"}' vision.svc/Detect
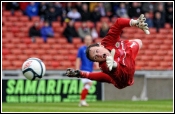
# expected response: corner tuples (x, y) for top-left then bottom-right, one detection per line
(115, 42), (120, 48)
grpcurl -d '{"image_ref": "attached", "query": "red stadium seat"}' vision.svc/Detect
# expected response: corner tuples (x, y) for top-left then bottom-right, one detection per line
(10, 38), (22, 44)
(47, 38), (57, 45)
(72, 38), (82, 44)
(167, 50), (173, 56)
(4, 21), (14, 27)
(6, 55), (17, 61)
(14, 22), (25, 27)
(2, 48), (10, 56)
(51, 61), (60, 69)
(74, 21), (82, 30)
(53, 55), (65, 61)
(100, 17), (110, 23)
(19, 16), (29, 22)
(54, 27), (65, 33)
(31, 16), (40, 22)
(63, 44), (75, 49)
(87, 21), (95, 28)
(40, 43), (51, 50)
(7, 16), (19, 22)
(94, 38), (103, 43)
(147, 61), (160, 70)
(17, 43), (28, 50)
(60, 61), (72, 68)
(156, 50), (167, 56)
(2, 38), (10, 44)
(152, 55), (163, 62)
(51, 44), (62, 50)
(163, 56), (173, 62)
(23, 49), (34, 55)
(149, 28), (157, 34)
(140, 55), (152, 62)
(160, 61), (172, 69)
(152, 39), (163, 45)
(136, 61), (148, 69)
(35, 49), (46, 55)
(28, 43), (39, 50)
(69, 49), (78, 55)
(57, 38), (68, 44)
(2, 60), (12, 69)
(3, 43), (16, 50)
(52, 22), (61, 29)
(53, 33), (62, 38)
(12, 61), (23, 69)
(23, 38), (32, 44)
(148, 44), (160, 50)
(67, 55), (76, 61)
(164, 23), (171, 29)
(163, 39), (173, 45)
(41, 55), (53, 61)
(14, 11), (23, 17)
(58, 49), (69, 55)
(144, 50), (155, 56)
(159, 28), (169, 34)
(46, 49), (57, 55)
(3, 11), (12, 17)
(159, 45), (171, 50)
(18, 55), (29, 61)
(75, 43), (83, 49)
(11, 49), (22, 55)
(35, 37), (44, 44)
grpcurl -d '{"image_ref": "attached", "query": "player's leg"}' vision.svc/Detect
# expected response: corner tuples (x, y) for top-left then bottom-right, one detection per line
(79, 79), (93, 107)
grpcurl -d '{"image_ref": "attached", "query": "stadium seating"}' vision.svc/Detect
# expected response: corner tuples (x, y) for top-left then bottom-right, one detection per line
(2, 9), (173, 71)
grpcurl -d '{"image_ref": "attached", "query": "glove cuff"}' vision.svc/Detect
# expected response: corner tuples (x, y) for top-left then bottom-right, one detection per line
(113, 61), (118, 68)
(130, 19), (138, 26)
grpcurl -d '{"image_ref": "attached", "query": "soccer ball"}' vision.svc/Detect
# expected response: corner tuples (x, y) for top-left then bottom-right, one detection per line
(22, 58), (46, 80)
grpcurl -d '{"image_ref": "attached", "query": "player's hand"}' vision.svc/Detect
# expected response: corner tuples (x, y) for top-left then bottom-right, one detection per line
(65, 68), (81, 77)
(131, 14), (150, 34)
(106, 49), (117, 71)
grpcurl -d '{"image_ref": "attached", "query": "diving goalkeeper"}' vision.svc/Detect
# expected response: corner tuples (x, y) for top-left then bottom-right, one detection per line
(65, 14), (150, 89)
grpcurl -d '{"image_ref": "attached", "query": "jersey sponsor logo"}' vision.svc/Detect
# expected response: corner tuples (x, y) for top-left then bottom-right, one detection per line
(115, 42), (120, 48)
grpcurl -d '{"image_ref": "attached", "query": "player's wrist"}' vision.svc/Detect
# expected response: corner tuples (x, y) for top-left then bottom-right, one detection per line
(130, 19), (138, 27)
(113, 61), (117, 68)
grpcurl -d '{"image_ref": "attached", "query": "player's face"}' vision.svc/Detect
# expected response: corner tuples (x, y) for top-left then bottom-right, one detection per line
(89, 45), (110, 62)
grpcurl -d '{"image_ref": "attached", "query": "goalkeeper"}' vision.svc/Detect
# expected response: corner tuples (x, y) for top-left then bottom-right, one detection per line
(65, 14), (150, 89)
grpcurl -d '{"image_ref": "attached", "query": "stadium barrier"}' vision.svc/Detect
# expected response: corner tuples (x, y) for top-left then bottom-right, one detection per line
(2, 70), (173, 102)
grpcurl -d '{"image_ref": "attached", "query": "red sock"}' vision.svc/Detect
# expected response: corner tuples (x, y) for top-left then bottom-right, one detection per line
(80, 88), (88, 100)
(81, 72), (113, 84)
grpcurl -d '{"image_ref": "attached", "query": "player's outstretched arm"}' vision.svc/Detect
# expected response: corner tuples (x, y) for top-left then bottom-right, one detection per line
(130, 14), (150, 34)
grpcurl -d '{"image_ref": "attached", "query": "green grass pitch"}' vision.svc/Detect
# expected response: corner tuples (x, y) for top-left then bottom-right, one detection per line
(2, 99), (173, 112)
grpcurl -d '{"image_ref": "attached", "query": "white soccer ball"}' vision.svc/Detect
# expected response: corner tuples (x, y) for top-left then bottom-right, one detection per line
(22, 58), (46, 80)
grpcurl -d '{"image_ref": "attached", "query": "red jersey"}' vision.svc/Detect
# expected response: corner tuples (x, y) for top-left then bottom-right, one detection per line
(99, 18), (139, 89)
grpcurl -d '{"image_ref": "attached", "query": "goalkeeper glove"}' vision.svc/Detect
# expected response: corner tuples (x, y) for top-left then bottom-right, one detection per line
(130, 14), (150, 34)
(65, 68), (89, 78)
(106, 49), (117, 71)
(65, 68), (81, 78)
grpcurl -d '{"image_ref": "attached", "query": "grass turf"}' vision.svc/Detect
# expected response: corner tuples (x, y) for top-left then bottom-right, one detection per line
(2, 99), (173, 112)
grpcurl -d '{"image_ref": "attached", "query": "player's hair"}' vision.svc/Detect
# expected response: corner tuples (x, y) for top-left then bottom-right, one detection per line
(86, 43), (100, 62)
